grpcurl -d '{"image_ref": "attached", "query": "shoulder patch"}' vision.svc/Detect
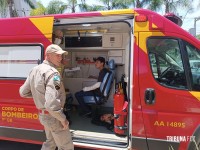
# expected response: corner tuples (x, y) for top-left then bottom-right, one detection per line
(53, 75), (60, 81)
(53, 74), (61, 90)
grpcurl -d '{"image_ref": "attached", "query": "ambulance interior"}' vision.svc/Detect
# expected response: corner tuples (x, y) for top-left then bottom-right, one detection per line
(53, 16), (132, 147)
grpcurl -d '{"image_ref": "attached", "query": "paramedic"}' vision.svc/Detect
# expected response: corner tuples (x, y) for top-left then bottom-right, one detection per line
(75, 57), (108, 117)
(19, 44), (74, 150)
(53, 29), (63, 45)
(52, 29), (67, 77)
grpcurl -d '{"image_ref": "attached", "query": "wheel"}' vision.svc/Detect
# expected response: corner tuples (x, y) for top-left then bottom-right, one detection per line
(187, 126), (200, 150)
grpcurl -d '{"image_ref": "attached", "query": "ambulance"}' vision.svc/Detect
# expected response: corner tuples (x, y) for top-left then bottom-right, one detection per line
(0, 8), (200, 150)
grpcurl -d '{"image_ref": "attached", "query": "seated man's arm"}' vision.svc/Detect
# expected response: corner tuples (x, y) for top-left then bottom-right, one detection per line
(83, 82), (101, 91)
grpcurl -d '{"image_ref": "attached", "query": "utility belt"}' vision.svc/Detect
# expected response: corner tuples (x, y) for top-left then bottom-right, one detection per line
(38, 109), (49, 115)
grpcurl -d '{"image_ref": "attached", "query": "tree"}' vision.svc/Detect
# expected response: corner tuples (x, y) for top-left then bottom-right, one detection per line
(0, 0), (8, 18)
(148, 0), (193, 14)
(78, 0), (104, 12)
(30, 1), (46, 16)
(24, 0), (35, 9)
(46, 0), (66, 14)
(30, 0), (67, 16)
(79, 4), (104, 11)
(131, 0), (152, 8)
(0, 0), (36, 17)
(196, 34), (200, 40)
(82, 0), (133, 11)
(65, 0), (78, 13)
(98, 0), (132, 10)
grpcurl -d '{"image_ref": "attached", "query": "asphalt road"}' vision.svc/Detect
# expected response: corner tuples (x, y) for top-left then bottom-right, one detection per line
(0, 140), (88, 150)
(0, 140), (41, 150)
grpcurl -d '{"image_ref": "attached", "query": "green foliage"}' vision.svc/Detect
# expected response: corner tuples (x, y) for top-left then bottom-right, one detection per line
(148, 0), (193, 13)
(66, 0), (78, 13)
(46, 0), (66, 14)
(0, 0), (8, 18)
(98, 0), (132, 10)
(29, 0), (194, 18)
(23, 0), (35, 9)
(196, 34), (200, 40)
(81, 0), (132, 11)
(132, 0), (152, 8)
(30, 1), (45, 16)
(30, 0), (67, 16)
(148, 0), (162, 11)
(0, 0), (35, 17)
(79, 4), (104, 11)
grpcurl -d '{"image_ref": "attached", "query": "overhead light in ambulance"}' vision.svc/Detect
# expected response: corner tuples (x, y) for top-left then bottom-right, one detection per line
(82, 24), (91, 27)
(65, 29), (107, 34)
(90, 31), (98, 33)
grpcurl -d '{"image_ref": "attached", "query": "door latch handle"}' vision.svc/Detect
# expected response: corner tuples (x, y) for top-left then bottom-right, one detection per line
(145, 88), (155, 105)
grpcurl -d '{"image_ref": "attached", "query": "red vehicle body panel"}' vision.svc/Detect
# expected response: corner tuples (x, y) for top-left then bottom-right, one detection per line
(0, 8), (200, 149)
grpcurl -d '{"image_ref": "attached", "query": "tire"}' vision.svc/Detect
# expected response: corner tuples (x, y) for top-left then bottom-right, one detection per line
(187, 126), (200, 150)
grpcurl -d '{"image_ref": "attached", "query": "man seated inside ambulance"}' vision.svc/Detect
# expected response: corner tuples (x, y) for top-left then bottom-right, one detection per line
(75, 57), (108, 117)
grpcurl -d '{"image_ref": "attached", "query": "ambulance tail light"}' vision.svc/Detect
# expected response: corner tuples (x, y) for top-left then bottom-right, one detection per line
(135, 15), (148, 22)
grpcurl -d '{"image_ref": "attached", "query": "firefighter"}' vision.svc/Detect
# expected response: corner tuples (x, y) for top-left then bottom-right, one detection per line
(19, 44), (74, 150)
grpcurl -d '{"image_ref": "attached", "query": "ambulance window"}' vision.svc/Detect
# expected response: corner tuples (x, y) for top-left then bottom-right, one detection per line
(147, 38), (187, 89)
(0, 45), (42, 78)
(185, 43), (200, 91)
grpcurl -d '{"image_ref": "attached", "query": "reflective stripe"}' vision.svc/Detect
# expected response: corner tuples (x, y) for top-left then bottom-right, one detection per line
(38, 109), (49, 114)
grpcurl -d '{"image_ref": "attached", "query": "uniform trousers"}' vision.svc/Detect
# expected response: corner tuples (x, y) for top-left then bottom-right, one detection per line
(39, 114), (74, 150)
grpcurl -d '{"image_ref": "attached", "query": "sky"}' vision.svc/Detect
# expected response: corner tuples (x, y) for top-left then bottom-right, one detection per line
(39, 0), (200, 34)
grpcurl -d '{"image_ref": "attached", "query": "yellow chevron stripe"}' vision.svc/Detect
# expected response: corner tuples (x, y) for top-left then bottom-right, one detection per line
(137, 31), (164, 54)
(29, 17), (54, 42)
(100, 9), (134, 16)
(190, 92), (200, 101)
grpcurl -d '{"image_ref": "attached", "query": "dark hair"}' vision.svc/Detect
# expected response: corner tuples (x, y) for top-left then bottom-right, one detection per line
(91, 113), (114, 131)
(95, 57), (105, 64)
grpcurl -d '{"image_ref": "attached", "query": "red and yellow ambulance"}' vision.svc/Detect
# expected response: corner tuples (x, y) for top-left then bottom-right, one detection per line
(0, 8), (200, 150)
